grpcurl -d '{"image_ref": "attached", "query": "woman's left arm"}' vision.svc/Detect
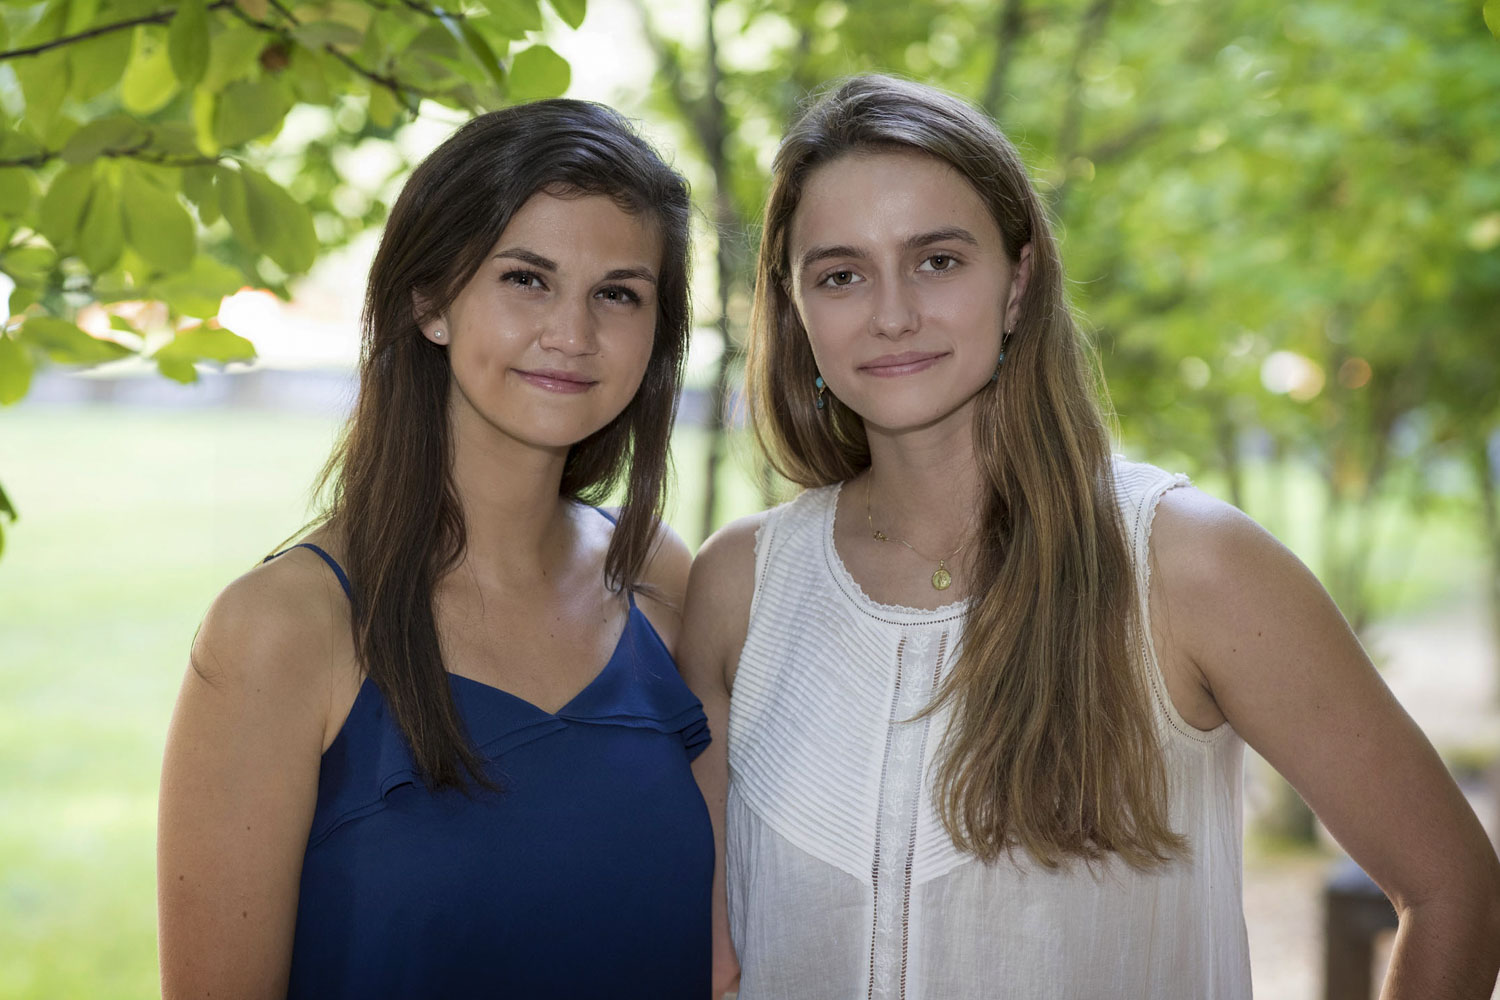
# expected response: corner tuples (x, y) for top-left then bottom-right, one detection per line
(1150, 487), (1500, 1000)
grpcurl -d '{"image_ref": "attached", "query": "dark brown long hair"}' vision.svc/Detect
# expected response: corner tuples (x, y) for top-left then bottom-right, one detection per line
(747, 76), (1184, 869)
(315, 101), (692, 790)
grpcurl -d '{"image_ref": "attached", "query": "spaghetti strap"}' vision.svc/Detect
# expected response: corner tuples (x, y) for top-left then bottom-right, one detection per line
(263, 542), (353, 602)
(589, 507), (636, 608)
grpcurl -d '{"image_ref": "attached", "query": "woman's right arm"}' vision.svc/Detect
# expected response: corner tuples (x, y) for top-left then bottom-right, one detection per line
(158, 554), (345, 999)
(678, 514), (764, 999)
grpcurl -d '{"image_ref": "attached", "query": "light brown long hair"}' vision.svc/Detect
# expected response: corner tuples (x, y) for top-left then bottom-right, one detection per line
(315, 101), (692, 791)
(746, 75), (1183, 869)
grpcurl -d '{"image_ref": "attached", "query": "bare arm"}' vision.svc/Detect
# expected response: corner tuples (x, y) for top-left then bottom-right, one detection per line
(1150, 488), (1500, 999)
(678, 514), (763, 998)
(157, 553), (348, 999)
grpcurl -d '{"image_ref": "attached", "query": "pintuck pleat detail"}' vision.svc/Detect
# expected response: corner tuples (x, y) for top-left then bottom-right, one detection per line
(726, 460), (1253, 1000)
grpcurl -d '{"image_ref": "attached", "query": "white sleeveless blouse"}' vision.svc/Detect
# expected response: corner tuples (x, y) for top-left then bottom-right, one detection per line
(726, 458), (1251, 999)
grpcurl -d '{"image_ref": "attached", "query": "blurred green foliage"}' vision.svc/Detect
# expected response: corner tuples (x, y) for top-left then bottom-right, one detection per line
(635, 0), (1500, 628)
(0, 0), (584, 551)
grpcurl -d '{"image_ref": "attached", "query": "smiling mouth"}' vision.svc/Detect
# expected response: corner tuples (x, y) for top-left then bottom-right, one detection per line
(858, 351), (948, 377)
(513, 369), (597, 394)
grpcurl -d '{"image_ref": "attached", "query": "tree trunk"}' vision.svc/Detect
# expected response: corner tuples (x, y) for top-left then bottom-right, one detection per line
(1475, 434), (1500, 702)
(980, 0), (1025, 118)
(697, 0), (738, 543)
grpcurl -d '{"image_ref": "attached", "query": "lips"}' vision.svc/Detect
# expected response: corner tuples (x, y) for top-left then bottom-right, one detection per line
(857, 351), (948, 377)
(513, 368), (597, 394)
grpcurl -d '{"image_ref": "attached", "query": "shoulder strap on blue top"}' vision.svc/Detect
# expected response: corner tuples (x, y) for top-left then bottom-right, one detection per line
(263, 542), (353, 602)
(589, 506), (637, 608)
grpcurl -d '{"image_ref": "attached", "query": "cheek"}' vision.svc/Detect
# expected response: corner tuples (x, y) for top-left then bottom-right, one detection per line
(925, 281), (1004, 334)
(799, 298), (861, 358)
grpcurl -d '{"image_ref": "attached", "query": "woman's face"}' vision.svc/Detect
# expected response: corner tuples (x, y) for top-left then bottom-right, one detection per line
(786, 150), (1030, 436)
(421, 191), (662, 453)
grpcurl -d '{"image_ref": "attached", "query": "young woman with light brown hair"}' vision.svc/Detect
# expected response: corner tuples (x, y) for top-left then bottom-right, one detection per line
(681, 74), (1500, 999)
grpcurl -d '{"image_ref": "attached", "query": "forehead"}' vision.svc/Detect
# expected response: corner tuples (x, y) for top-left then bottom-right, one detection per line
(494, 190), (662, 265)
(788, 150), (1000, 261)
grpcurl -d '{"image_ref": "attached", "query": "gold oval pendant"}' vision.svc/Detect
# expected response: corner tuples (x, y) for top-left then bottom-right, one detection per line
(931, 566), (952, 591)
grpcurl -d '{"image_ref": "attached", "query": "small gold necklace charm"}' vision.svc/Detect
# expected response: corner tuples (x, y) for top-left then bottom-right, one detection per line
(866, 478), (966, 592)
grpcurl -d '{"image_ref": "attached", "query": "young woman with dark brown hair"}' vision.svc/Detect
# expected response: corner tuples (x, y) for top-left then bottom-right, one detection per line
(681, 75), (1500, 999)
(158, 101), (712, 998)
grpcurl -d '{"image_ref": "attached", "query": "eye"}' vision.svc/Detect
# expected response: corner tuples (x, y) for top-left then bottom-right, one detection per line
(819, 269), (861, 288)
(596, 285), (643, 306)
(502, 269), (547, 290)
(918, 254), (959, 273)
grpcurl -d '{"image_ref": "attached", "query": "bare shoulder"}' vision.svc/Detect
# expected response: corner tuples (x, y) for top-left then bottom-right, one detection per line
(633, 518), (693, 653)
(639, 519), (693, 601)
(679, 511), (769, 693)
(192, 536), (352, 705)
(1147, 484), (1289, 596)
(689, 511), (766, 609)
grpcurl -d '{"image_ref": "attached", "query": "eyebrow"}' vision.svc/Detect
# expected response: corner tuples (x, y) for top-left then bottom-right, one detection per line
(494, 249), (657, 285)
(797, 227), (982, 273)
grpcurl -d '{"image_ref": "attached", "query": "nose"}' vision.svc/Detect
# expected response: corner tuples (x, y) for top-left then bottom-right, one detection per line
(869, 276), (918, 339)
(537, 296), (600, 356)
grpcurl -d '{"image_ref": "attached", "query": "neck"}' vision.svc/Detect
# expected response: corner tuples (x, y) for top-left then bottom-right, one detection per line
(860, 414), (985, 555)
(447, 406), (574, 588)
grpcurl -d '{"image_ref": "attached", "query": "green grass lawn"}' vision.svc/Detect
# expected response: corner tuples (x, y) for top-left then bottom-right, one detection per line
(0, 399), (1487, 998)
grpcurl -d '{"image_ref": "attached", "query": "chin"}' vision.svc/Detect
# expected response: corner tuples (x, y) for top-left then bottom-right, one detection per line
(849, 392), (982, 436)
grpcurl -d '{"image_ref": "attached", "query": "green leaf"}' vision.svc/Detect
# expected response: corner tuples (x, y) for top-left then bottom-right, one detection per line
(410, 21), (464, 61)
(508, 44), (568, 100)
(37, 163), (95, 249)
(169, 0), (211, 88)
(181, 165), (220, 225)
(156, 355), (198, 383)
(192, 89), (218, 155)
(546, 0), (585, 29)
(69, 30), (135, 101)
(0, 335), (33, 405)
(121, 26), (180, 115)
(78, 171), (124, 272)
(0, 477), (15, 520)
(288, 45), (333, 104)
(0, 246), (57, 284)
(6, 287), (41, 315)
(368, 84), (402, 128)
(201, 24), (264, 92)
(153, 253), (245, 316)
(120, 165), (196, 272)
(292, 20), (364, 48)
(244, 170), (316, 273)
(18, 316), (133, 364)
(216, 167), (317, 274)
(0, 169), (40, 219)
(480, 0), (542, 36)
(64, 0), (101, 35)
(212, 79), (290, 147)
(154, 324), (255, 364)
(61, 115), (149, 165)
(459, 20), (506, 88)
(15, 51), (73, 136)
(1486, 0), (1500, 40)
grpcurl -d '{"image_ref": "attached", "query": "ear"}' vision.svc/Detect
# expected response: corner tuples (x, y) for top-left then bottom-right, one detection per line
(410, 289), (448, 345)
(1004, 242), (1033, 333)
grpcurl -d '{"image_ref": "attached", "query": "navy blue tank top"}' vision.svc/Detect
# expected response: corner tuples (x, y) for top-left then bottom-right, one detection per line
(264, 533), (712, 998)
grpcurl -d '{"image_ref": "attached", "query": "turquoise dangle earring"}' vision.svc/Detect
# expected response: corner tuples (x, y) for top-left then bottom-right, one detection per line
(814, 375), (827, 409)
(990, 326), (1013, 384)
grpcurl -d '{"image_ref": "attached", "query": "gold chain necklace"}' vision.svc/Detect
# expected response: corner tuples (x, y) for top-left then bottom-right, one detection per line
(864, 478), (970, 591)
